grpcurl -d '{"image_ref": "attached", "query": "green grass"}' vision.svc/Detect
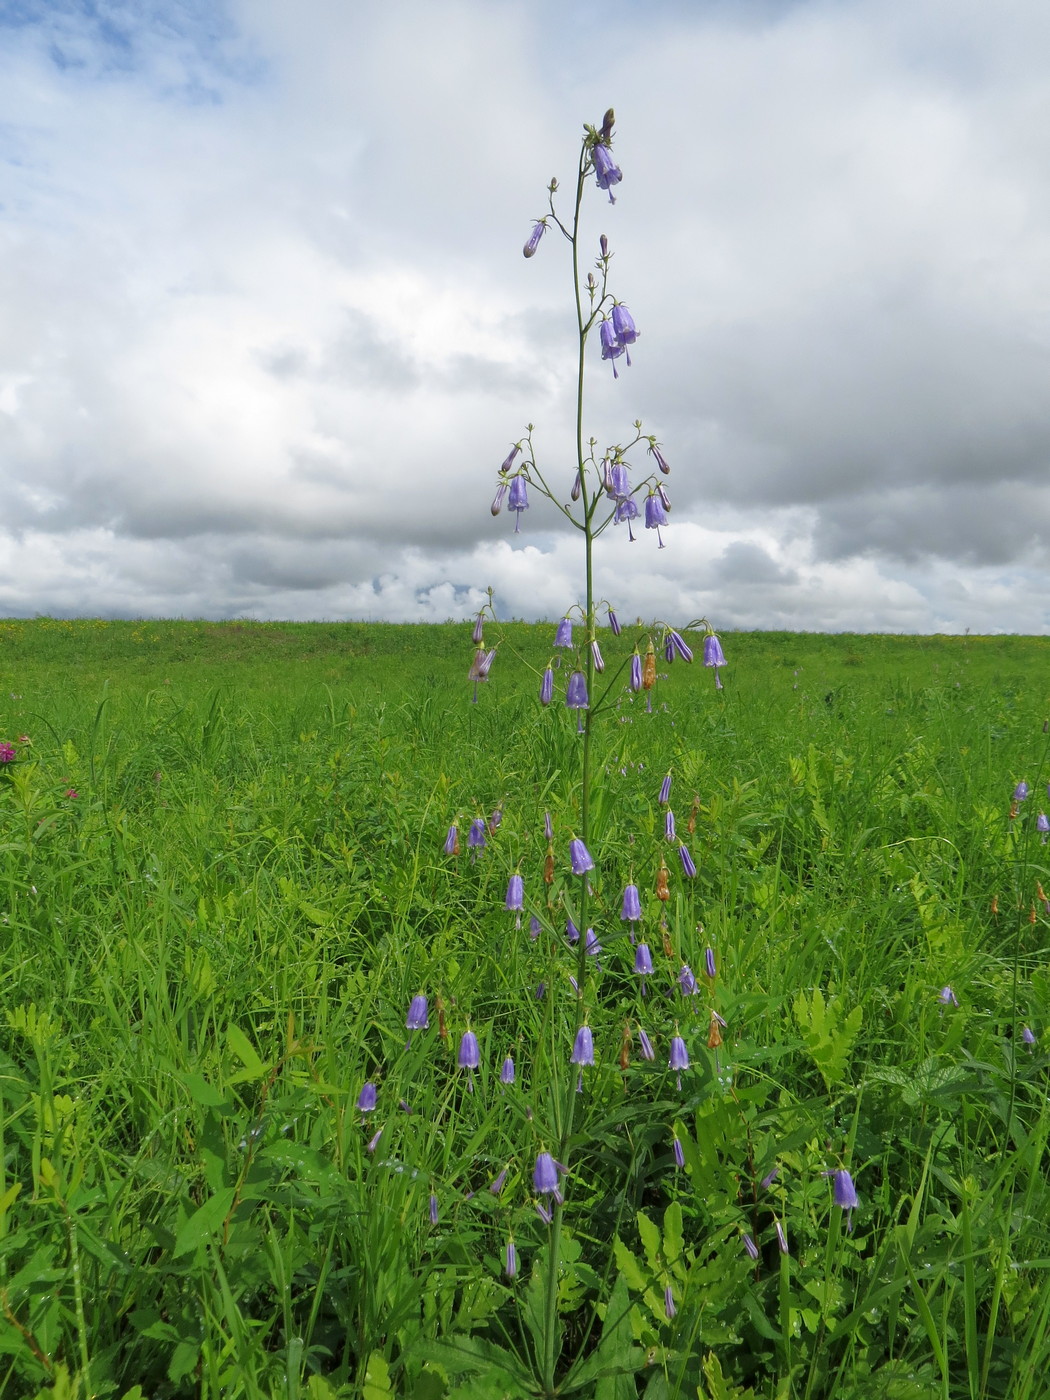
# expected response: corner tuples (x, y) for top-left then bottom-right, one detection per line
(1, 620), (1049, 1399)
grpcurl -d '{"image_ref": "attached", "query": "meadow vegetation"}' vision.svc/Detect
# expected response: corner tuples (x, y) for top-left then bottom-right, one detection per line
(0, 618), (1048, 1399)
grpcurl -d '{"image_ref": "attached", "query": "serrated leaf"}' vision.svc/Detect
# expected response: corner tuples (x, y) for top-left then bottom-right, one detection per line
(614, 1237), (648, 1292)
(637, 1210), (661, 1271)
(662, 1201), (683, 1266)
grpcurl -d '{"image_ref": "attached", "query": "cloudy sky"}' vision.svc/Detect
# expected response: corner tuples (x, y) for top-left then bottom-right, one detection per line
(1, 0), (1049, 632)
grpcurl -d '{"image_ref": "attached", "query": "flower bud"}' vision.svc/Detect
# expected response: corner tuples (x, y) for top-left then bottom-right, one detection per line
(523, 220), (546, 258)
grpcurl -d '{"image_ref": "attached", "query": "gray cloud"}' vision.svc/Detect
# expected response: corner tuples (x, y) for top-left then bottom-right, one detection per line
(1, 0), (1049, 630)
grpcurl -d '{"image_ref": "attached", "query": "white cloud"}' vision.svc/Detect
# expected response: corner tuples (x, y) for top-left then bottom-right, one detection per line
(1, 0), (1049, 630)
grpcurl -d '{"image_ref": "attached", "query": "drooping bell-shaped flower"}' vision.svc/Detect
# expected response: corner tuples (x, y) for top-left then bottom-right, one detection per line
(645, 493), (669, 547)
(703, 634), (727, 668)
(1014, 780), (1030, 802)
(705, 946), (717, 979)
(571, 1025), (594, 1066)
(679, 846), (697, 877)
(1038, 813), (1049, 842)
(938, 985), (959, 1007)
(458, 1029), (480, 1070)
(666, 630), (693, 662)
(679, 964), (697, 997)
(554, 617), (573, 647)
(669, 1032), (689, 1089)
(607, 462), (630, 499)
(615, 497), (639, 541)
(569, 838), (594, 875)
(533, 1151), (562, 1197)
(599, 319), (624, 377)
(505, 1239), (517, 1278)
(467, 818), (487, 850)
(638, 1026), (655, 1060)
(611, 304), (638, 362)
(585, 928), (602, 958)
(630, 652), (643, 691)
(500, 1055), (515, 1084)
(634, 942), (653, 976)
(538, 665), (554, 706)
(1022, 1026), (1037, 1045)
(523, 219), (546, 258)
(472, 613), (485, 644)
(607, 607), (621, 635)
(566, 671), (589, 709)
(490, 1167), (509, 1195)
(665, 809), (676, 842)
(406, 994), (429, 1029)
(444, 823), (459, 855)
(508, 475), (529, 533)
(659, 774), (672, 805)
(776, 1221), (789, 1255)
(742, 1232), (760, 1261)
(833, 1169), (858, 1210)
(505, 873), (524, 911)
(490, 482), (508, 516)
(592, 142), (622, 200)
(357, 1081), (377, 1112)
(529, 913), (542, 940)
(672, 1135), (685, 1169)
(566, 916), (580, 943)
(649, 443), (671, 475)
(591, 638), (605, 673)
(622, 884), (642, 921)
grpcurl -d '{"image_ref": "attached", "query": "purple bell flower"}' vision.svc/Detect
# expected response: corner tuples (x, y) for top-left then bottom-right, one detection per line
(1037, 813), (1049, 841)
(592, 143), (622, 200)
(506, 1239), (517, 1277)
(705, 947), (716, 979)
(638, 1027), (655, 1060)
(523, 220), (546, 258)
(507, 475), (529, 532)
(665, 809), (676, 841)
(634, 943), (653, 975)
(357, 1082), (377, 1112)
(611, 302), (638, 348)
(490, 482), (508, 516)
(833, 1169), (858, 1210)
(490, 1167), (509, 1194)
(614, 497), (639, 540)
(529, 914), (542, 940)
(679, 846), (697, 877)
(566, 671), (589, 709)
(540, 666), (554, 706)
(429, 1193), (439, 1225)
(366, 1128), (382, 1154)
(533, 1151), (561, 1196)
(554, 618), (573, 647)
(649, 443), (671, 474)
(591, 638), (605, 673)
(645, 493), (669, 548)
(569, 838), (594, 874)
(659, 774), (672, 805)
(467, 818), (487, 850)
(664, 1285), (676, 1320)
(938, 985), (959, 1007)
(571, 1025), (595, 1066)
(776, 1221), (789, 1255)
(607, 608), (621, 635)
(1022, 1026), (1037, 1045)
(458, 1030), (480, 1069)
(544, 810), (554, 840)
(406, 995), (429, 1029)
(679, 964), (697, 997)
(622, 884), (642, 921)
(500, 1056), (515, 1084)
(600, 319), (624, 377)
(472, 614), (485, 644)
(607, 462), (630, 498)
(584, 928), (602, 957)
(669, 1035), (689, 1071)
(703, 634), (727, 668)
(443, 823), (458, 855)
(566, 916), (580, 943)
(743, 1232), (760, 1261)
(630, 653), (643, 691)
(500, 445), (520, 473)
(1014, 780), (1030, 802)
(672, 1135), (685, 1169)
(505, 874), (524, 911)
(666, 630), (693, 662)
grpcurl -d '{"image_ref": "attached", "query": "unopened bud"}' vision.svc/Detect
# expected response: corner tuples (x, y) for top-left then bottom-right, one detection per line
(491, 483), (508, 516)
(600, 108), (615, 142)
(600, 234), (609, 258)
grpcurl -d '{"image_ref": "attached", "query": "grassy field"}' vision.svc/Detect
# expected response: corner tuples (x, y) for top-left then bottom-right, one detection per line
(1, 619), (1049, 1400)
